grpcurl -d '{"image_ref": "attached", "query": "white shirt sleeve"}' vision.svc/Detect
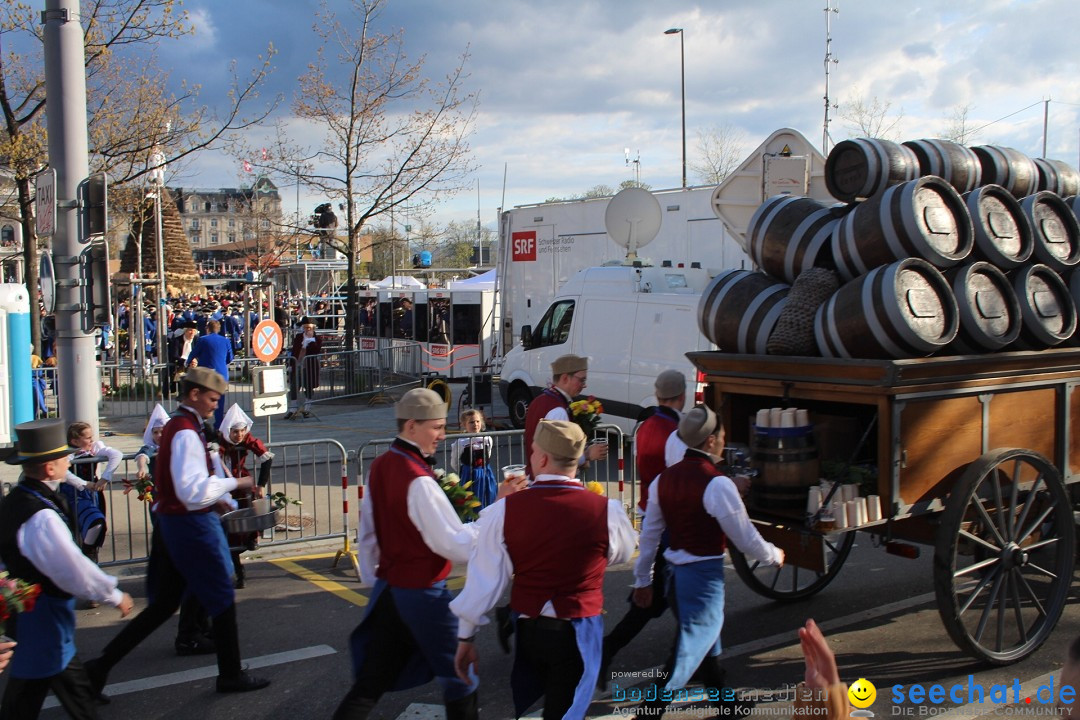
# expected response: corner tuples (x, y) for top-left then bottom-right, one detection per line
(63, 471), (88, 490)
(92, 441), (124, 481)
(18, 510), (124, 606)
(406, 476), (480, 564)
(544, 406), (570, 422)
(665, 432), (687, 468)
(705, 476), (782, 566)
(169, 429), (238, 510)
(358, 478), (379, 587)
(633, 479), (667, 587)
(449, 501), (512, 639)
(606, 499), (637, 566)
(449, 438), (467, 473)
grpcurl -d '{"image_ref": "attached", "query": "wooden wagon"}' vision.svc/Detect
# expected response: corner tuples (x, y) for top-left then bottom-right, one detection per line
(688, 348), (1080, 665)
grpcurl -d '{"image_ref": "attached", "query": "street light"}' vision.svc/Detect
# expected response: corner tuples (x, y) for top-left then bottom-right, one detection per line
(664, 27), (687, 188)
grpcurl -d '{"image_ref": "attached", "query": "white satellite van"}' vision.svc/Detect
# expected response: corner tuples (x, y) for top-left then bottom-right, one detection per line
(497, 263), (715, 432)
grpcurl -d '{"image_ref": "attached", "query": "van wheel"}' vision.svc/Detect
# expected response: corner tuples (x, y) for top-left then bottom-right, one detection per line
(509, 386), (531, 429)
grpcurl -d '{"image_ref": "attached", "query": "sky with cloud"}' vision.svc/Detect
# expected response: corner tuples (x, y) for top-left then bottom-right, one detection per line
(146, 0), (1080, 229)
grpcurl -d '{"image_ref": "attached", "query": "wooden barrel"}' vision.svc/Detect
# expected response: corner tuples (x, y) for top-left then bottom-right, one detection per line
(942, 262), (1021, 353)
(831, 175), (973, 281)
(1034, 157), (1080, 197)
(1020, 191), (1080, 273)
(750, 425), (820, 511)
(972, 145), (1040, 199)
(825, 138), (920, 203)
(814, 258), (958, 358)
(697, 270), (789, 354)
(747, 195), (842, 283)
(903, 138), (982, 193)
(1010, 264), (1077, 349)
(963, 184), (1034, 270)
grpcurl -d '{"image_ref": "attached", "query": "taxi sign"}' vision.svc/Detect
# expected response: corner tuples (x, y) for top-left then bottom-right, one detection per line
(252, 320), (283, 362)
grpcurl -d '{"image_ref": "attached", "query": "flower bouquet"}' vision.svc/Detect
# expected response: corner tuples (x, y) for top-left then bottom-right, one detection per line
(0, 572), (41, 635)
(124, 476), (155, 503)
(570, 396), (604, 437)
(434, 468), (481, 523)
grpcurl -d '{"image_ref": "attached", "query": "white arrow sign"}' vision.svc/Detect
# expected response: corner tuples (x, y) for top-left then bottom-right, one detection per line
(252, 394), (288, 418)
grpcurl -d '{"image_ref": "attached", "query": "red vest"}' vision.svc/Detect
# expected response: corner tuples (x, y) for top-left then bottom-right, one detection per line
(524, 388), (570, 479)
(154, 407), (215, 515)
(657, 452), (727, 557)
(503, 481), (609, 618)
(369, 440), (451, 589)
(635, 407), (679, 512)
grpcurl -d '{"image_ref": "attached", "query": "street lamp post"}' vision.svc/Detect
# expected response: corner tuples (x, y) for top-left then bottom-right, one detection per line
(664, 27), (687, 188)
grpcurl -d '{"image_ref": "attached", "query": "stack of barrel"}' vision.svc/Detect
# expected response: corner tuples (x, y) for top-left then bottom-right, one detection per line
(697, 137), (1080, 359)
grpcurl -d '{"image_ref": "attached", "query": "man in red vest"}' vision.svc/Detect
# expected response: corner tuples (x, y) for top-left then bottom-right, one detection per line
(599, 369), (686, 687)
(523, 354), (608, 480)
(452, 420), (637, 720)
(336, 388), (520, 719)
(631, 405), (783, 719)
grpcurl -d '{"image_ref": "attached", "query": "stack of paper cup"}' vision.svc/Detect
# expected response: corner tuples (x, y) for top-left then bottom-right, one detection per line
(867, 495), (882, 522)
(769, 407), (782, 427)
(796, 409), (810, 426)
(755, 409), (769, 427)
(833, 501), (848, 529)
(780, 409), (796, 427)
(806, 486), (822, 515)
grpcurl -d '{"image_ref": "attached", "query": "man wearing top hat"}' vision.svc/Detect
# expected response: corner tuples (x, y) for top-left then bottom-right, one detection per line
(168, 320), (198, 392)
(630, 405), (784, 719)
(451, 419), (637, 720)
(599, 369), (687, 687)
(0, 420), (134, 719)
(147, 367), (269, 694)
(522, 354), (608, 481)
(334, 388), (525, 720)
(285, 317), (323, 420)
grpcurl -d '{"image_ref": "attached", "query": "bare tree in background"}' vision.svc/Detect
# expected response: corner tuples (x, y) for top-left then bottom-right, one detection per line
(941, 103), (977, 144)
(250, 0), (477, 351)
(840, 91), (905, 140)
(690, 122), (747, 185)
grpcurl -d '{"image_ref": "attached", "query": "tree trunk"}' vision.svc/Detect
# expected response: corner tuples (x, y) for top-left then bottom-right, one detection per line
(17, 176), (41, 356)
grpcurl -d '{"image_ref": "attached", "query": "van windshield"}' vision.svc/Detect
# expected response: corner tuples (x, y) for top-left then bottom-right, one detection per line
(532, 300), (575, 347)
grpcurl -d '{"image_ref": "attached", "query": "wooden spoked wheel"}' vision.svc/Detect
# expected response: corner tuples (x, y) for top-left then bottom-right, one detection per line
(730, 529), (855, 602)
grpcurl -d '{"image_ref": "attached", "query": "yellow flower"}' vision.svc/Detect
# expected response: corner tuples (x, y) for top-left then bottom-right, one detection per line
(587, 481), (605, 496)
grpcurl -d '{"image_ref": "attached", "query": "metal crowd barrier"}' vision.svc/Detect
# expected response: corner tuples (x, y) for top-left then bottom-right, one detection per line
(282, 343), (423, 407)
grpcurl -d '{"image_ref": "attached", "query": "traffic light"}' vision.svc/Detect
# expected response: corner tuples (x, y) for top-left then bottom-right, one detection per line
(80, 238), (112, 333)
(78, 172), (108, 242)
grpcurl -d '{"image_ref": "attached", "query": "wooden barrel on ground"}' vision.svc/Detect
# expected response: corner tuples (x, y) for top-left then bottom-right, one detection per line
(1034, 157), (1080, 197)
(825, 138), (919, 203)
(942, 262), (1021, 354)
(1010, 264), (1077, 349)
(963, 184), (1034, 270)
(1020, 191), (1080, 274)
(747, 195), (842, 283)
(750, 425), (820, 511)
(814, 258), (959, 358)
(698, 270), (789, 354)
(831, 175), (973, 281)
(972, 145), (1040, 199)
(903, 138), (982, 193)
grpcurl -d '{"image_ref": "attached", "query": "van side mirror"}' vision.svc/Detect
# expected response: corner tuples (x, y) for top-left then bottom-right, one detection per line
(520, 324), (533, 349)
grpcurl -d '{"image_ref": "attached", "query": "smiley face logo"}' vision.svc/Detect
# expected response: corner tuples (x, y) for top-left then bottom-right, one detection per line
(849, 678), (876, 709)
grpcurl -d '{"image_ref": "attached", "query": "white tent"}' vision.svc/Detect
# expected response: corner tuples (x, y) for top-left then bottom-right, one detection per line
(371, 275), (427, 289)
(447, 269), (496, 291)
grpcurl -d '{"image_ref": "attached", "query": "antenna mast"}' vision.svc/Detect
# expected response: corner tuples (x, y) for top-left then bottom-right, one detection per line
(624, 148), (641, 186)
(822, 0), (839, 154)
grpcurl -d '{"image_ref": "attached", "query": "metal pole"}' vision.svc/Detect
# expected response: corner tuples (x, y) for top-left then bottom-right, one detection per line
(679, 30), (686, 189)
(43, 0), (98, 432)
(155, 189), (167, 369)
(1042, 98), (1050, 158)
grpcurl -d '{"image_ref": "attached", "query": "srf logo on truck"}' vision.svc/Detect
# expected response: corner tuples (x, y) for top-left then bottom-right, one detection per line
(512, 231), (537, 261)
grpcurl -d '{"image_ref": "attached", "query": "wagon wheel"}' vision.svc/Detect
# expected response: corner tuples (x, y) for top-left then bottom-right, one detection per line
(730, 529), (855, 602)
(934, 448), (1075, 665)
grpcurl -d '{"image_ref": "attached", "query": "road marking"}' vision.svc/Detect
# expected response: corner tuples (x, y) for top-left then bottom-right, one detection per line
(270, 554), (464, 607)
(43, 645), (336, 708)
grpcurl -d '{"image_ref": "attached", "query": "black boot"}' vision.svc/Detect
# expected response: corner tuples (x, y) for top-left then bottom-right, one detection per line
(445, 691), (479, 720)
(212, 604), (270, 693)
(331, 688), (378, 720)
(82, 658), (111, 704)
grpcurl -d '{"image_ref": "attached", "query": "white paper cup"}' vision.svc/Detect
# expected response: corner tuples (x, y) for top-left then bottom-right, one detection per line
(796, 409), (810, 427)
(867, 495), (882, 522)
(780, 409), (796, 428)
(756, 409), (770, 427)
(855, 497), (868, 526)
(501, 464), (526, 483)
(845, 500), (861, 527)
(806, 486), (821, 514)
(841, 484), (858, 502)
(833, 502), (848, 529)
(769, 407), (782, 427)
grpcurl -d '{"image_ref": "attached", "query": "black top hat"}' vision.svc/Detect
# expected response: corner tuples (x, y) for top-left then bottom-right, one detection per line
(180, 320), (198, 329)
(300, 317), (316, 326)
(6, 419), (75, 465)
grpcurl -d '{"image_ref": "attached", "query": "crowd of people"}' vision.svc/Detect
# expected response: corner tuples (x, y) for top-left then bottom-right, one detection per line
(6, 353), (1079, 720)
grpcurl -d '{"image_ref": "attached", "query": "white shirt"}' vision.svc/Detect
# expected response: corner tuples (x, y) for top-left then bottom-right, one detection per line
(168, 405), (238, 511)
(17, 495), (124, 606)
(542, 387), (588, 466)
(449, 436), (493, 473)
(633, 463), (782, 588)
(450, 474), (638, 638)
(664, 431), (688, 468)
(358, 437), (480, 587)
(73, 440), (124, 482)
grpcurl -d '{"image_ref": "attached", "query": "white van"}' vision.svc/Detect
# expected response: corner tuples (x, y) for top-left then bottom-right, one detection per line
(498, 264), (715, 432)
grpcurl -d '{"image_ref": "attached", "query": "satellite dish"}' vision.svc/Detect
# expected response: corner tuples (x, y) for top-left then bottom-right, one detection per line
(604, 188), (662, 261)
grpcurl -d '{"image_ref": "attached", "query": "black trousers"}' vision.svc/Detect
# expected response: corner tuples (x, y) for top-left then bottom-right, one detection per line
(0, 654), (100, 720)
(333, 591), (416, 719)
(604, 548), (669, 664)
(516, 617), (585, 720)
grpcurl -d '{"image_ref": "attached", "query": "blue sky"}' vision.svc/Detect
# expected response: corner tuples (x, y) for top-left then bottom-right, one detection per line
(147, 0), (1080, 229)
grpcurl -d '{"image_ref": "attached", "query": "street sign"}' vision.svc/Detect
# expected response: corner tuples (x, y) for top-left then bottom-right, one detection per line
(35, 169), (56, 238)
(252, 394), (288, 418)
(252, 320), (283, 362)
